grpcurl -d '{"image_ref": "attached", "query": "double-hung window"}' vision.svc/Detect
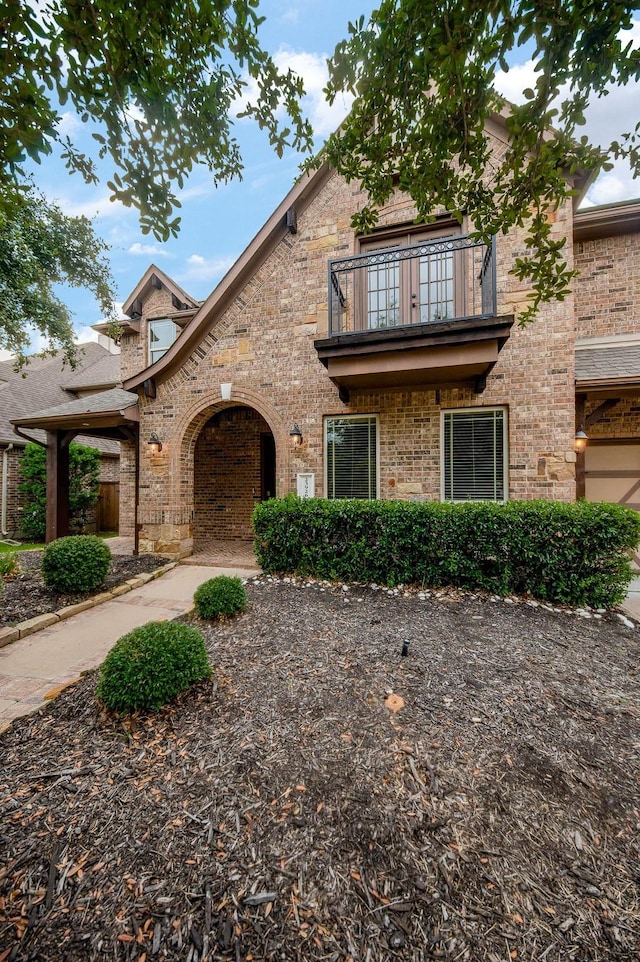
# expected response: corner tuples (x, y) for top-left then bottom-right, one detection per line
(149, 318), (178, 364)
(325, 415), (378, 499)
(442, 407), (507, 502)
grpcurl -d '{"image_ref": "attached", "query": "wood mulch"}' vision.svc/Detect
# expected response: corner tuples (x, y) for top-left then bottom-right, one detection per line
(1, 576), (639, 961)
(0, 551), (168, 628)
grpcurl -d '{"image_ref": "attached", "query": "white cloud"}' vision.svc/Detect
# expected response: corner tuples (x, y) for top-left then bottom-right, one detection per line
(180, 254), (237, 284)
(274, 47), (353, 137)
(233, 45), (353, 140)
(281, 7), (299, 24)
(55, 111), (82, 138)
(57, 191), (129, 220)
(0, 349), (14, 362)
(128, 242), (172, 257)
(494, 20), (640, 205)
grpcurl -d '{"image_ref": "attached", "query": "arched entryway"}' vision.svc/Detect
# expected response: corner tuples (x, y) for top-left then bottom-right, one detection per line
(193, 404), (275, 553)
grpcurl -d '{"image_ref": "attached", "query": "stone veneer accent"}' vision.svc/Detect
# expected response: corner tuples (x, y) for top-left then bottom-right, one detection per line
(121, 154), (584, 556)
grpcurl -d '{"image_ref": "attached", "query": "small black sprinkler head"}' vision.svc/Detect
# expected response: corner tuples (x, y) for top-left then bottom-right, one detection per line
(401, 639), (410, 657)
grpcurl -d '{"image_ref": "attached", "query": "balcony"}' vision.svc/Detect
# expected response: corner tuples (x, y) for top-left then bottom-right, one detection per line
(315, 234), (513, 396)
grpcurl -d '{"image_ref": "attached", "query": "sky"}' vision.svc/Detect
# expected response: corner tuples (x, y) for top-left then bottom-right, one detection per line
(12, 3), (640, 356)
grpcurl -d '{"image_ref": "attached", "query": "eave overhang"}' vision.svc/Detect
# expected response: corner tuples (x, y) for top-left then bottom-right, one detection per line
(123, 164), (335, 392)
(314, 314), (514, 391)
(10, 389), (139, 440)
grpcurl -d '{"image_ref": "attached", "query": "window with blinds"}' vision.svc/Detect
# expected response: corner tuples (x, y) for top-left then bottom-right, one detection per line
(325, 415), (378, 499)
(442, 408), (507, 502)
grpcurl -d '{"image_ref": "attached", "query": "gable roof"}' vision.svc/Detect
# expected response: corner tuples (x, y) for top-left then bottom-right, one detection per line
(0, 343), (121, 453)
(123, 163), (334, 391)
(122, 264), (200, 319)
(123, 111), (597, 394)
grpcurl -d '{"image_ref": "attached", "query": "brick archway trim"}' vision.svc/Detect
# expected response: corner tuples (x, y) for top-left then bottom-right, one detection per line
(170, 387), (292, 510)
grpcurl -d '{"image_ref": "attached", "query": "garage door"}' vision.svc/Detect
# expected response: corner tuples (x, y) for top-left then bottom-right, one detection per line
(585, 442), (640, 567)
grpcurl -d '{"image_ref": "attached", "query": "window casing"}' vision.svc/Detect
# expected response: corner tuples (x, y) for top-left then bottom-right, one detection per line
(149, 318), (178, 364)
(325, 415), (378, 499)
(441, 407), (507, 502)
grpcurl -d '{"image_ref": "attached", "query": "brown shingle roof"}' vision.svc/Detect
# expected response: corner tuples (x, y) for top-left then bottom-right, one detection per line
(0, 343), (121, 454)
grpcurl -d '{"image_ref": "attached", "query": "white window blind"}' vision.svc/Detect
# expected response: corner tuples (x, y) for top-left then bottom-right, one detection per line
(325, 416), (377, 499)
(442, 408), (506, 501)
(149, 319), (178, 364)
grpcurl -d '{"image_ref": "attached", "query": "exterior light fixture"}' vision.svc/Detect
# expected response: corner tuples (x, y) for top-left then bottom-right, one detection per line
(574, 428), (588, 452)
(289, 424), (303, 446)
(148, 433), (163, 454)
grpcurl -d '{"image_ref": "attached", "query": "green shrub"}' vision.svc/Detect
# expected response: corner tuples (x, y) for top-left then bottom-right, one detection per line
(96, 621), (212, 713)
(19, 442), (101, 541)
(41, 535), (111, 593)
(0, 552), (20, 580)
(194, 575), (247, 619)
(252, 496), (640, 608)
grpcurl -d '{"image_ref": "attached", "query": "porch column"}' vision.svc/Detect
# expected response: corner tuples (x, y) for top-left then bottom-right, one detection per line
(46, 430), (71, 542)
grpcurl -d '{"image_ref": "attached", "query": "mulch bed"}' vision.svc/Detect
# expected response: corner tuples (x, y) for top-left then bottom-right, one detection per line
(1, 577), (639, 961)
(0, 551), (168, 627)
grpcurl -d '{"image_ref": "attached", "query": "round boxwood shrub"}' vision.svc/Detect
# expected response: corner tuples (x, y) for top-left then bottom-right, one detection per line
(41, 535), (111, 593)
(96, 621), (212, 713)
(194, 575), (247, 619)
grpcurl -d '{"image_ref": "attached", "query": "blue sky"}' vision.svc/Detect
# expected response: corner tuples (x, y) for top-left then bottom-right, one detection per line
(15, 3), (640, 354)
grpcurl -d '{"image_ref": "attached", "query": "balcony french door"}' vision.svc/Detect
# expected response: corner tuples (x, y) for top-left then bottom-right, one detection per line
(361, 227), (459, 331)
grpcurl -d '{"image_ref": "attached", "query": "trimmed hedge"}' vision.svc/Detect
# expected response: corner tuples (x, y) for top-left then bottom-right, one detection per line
(194, 575), (247, 620)
(41, 534), (111, 593)
(96, 621), (212, 713)
(252, 496), (640, 608)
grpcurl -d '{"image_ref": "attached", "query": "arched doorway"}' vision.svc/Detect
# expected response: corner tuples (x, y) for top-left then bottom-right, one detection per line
(193, 405), (275, 551)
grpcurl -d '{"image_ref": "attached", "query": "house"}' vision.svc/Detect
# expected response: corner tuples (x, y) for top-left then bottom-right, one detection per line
(1, 341), (121, 539)
(11, 116), (640, 558)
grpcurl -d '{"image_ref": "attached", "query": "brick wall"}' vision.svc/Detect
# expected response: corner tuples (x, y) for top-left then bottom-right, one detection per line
(194, 406), (270, 543)
(574, 233), (640, 339)
(119, 157), (579, 556)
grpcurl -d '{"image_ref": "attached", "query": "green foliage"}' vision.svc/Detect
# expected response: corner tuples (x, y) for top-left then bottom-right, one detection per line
(41, 534), (111, 593)
(318, 1), (640, 325)
(96, 621), (212, 713)
(194, 576), (247, 620)
(19, 442), (101, 542)
(2, 1), (313, 243)
(253, 496), (640, 609)
(0, 552), (20, 580)
(0, 188), (115, 366)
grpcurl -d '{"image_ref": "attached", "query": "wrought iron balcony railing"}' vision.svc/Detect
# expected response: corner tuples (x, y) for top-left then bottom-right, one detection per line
(328, 234), (496, 338)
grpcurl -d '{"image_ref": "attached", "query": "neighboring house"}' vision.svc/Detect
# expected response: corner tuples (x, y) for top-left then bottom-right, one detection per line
(1, 341), (121, 539)
(12, 118), (640, 557)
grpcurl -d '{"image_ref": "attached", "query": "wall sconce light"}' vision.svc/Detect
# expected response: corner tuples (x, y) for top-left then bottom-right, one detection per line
(289, 424), (303, 446)
(148, 433), (163, 454)
(220, 382), (232, 401)
(574, 427), (588, 452)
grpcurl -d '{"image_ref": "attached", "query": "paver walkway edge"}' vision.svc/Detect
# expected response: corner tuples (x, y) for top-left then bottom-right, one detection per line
(0, 563), (259, 731)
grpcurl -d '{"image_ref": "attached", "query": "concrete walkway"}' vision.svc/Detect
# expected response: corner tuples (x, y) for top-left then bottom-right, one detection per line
(0, 563), (258, 732)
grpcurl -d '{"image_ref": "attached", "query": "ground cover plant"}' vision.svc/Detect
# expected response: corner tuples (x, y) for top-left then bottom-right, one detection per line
(0, 576), (638, 961)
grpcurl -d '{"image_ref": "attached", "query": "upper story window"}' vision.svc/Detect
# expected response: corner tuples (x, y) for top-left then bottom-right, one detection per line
(149, 319), (178, 364)
(441, 407), (508, 502)
(325, 414), (378, 499)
